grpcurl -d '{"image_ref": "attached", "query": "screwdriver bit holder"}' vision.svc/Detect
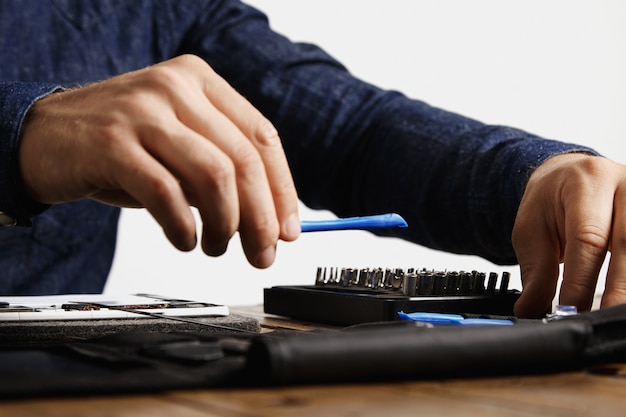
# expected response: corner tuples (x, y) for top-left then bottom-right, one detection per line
(264, 267), (521, 326)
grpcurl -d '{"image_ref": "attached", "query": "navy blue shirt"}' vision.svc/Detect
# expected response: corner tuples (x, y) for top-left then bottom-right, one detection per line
(0, 0), (595, 295)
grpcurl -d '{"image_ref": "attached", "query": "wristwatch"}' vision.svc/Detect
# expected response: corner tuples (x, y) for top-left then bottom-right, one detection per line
(0, 212), (16, 226)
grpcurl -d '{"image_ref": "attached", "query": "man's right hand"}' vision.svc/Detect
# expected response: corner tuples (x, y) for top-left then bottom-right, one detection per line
(19, 54), (301, 268)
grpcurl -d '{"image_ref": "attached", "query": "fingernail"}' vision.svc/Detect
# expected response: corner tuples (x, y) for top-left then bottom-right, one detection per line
(256, 245), (276, 268)
(283, 213), (301, 240)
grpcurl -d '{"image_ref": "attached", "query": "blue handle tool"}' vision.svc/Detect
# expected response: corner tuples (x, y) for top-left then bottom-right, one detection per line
(300, 213), (408, 233)
(398, 311), (514, 326)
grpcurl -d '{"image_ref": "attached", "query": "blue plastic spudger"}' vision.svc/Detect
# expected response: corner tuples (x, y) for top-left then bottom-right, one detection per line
(397, 311), (514, 326)
(300, 213), (408, 232)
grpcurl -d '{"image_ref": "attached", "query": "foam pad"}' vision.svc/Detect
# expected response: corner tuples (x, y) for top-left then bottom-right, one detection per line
(0, 314), (260, 344)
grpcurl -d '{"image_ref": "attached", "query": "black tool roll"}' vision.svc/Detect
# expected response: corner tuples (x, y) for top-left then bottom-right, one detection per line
(246, 304), (626, 384)
(247, 320), (588, 383)
(2, 304), (626, 397)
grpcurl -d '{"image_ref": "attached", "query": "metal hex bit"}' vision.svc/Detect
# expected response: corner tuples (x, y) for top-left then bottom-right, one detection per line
(459, 271), (472, 294)
(402, 272), (418, 296)
(487, 272), (498, 293)
(418, 271), (434, 295)
(499, 271), (510, 292)
(473, 272), (486, 294)
(433, 272), (447, 295)
(446, 271), (460, 295)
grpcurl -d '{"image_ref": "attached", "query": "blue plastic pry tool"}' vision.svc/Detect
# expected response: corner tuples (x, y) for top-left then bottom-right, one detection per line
(300, 213), (408, 232)
(397, 311), (514, 326)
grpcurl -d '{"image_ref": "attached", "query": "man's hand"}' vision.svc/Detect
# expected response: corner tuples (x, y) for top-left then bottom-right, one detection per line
(19, 54), (300, 268)
(512, 153), (626, 317)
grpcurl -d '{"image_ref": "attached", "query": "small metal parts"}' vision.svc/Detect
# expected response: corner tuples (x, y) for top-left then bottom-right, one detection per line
(316, 267), (405, 290)
(265, 268), (521, 325)
(314, 266), (513, 297)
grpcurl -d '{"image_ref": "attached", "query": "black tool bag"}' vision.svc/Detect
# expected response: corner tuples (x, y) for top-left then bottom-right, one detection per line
(248, 304), (626, 384)
(2, 304), (626, 397)
(0, 332), (257, 398)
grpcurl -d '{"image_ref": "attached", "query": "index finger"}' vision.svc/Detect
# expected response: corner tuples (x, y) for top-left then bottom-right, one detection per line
(601, 187), (626, 307)
(190, 56), (301, 241)
(559, 175), (613, 311)
(512, 209), (561, 318)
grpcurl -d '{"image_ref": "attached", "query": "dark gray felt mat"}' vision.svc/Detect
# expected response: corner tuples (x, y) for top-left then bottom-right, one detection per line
(0, 314), (260, 344)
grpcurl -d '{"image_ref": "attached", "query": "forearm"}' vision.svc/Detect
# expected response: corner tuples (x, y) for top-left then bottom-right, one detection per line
(333, 96), (599, 264)
(187, 1), (597, 263)
(0, 82), (60, 224)
(269, 66), (597, 263)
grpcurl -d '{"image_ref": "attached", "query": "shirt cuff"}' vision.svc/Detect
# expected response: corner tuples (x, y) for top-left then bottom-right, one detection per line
(0, 82), (61, 225)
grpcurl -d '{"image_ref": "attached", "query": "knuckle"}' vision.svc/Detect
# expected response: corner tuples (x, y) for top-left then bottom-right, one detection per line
(92, 123), (124, 147)
(174, 54), (211, 71)
(170, 54), (219, 86)
(131, 59), (205, 100)
(562, 156), (612, 192)
(245, 215), (280, 243)
(146, 175), (180, 201)
(232, 142), (263, 171)
(573, 224), (609, 255)
(190, 155), (237, 206)
(252, 119), (281, 148)
(140, 65), (183, 91)
(108, 88), (161, 122)
(578, 155), (613, 177)
(201, 156), (236, 193)
(271, 178), (296, 202)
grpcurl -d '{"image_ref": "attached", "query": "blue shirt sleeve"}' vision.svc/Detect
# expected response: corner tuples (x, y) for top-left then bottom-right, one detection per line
(0, 82), (60, 225)
(0, 0), (600, 268)
(182, 1), (598, 264)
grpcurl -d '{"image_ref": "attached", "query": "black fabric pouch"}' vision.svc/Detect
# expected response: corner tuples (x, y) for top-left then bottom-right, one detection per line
(0, 332), (256, 398)
(1, 304), (626, 397)
(245, 304), (626, 384)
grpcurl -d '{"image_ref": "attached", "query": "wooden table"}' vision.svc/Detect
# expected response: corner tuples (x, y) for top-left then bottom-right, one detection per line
(2, 306), (626, 417)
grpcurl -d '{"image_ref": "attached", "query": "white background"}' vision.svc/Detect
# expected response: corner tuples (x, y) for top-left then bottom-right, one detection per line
(105, 0), (626, 307)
